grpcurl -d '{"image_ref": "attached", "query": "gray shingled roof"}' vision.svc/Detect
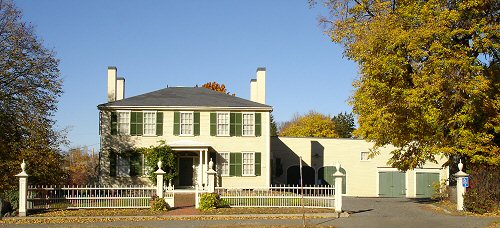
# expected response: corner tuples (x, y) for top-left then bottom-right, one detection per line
(98, 87), (272, 110)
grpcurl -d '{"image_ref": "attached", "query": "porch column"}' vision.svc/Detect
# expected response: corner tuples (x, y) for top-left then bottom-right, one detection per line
(204, 149), (208, 184)
(199, 150), (203, 187)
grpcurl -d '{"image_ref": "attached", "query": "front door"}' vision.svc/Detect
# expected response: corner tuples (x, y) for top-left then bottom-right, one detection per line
(179, 157), (194, 186)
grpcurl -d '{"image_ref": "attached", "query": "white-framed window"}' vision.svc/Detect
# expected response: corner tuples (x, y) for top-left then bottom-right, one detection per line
(360, 152), (370, 161)
(242, 113), (255, 136)
(117, 155), (130, 177)
(242, 152), (255, 176)
(180, 112), (194, 136)
(217, 112), (230, 136)
(143, 111), (156, 136)
(142, 154), (150, 176)
(118, 111), (130, 135)
(219, 152), (229, 176)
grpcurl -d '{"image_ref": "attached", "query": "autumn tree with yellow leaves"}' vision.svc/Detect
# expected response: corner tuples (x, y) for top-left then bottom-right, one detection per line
(280, 111), (338, 138)
(312, 0), (499, 170)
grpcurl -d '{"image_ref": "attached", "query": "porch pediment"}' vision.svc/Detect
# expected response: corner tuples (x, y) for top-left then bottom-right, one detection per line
(167, 140), (211, 151)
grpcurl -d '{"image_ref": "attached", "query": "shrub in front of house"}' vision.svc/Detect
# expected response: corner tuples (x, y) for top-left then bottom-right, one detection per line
(150, 195), (169, 211)
(1, 189), (18, 217)
(151, 198), (169, 211)
(464, 164), (500, 214)
(199, 193), (221, 211)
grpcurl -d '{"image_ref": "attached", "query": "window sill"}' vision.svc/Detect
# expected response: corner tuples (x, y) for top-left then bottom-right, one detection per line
(179, 134), (195, 137)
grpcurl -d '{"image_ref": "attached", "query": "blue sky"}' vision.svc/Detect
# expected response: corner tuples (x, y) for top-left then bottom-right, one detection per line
(15, 1), (358, 151)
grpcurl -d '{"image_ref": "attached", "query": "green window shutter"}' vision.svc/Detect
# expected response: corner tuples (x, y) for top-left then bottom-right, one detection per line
(129, 154), (142, 177)
(130, 112), (137, 135)
(255, 152), (261, 176)
(235, 113), (242, 136)
(111, 112), (117, 135)
(173, 112), (180, 135)
(210, 112), (216, 136)
(109, 150), (117, 177)
(137, 112), (143, 136)
(230, 113), (236, 136)
(156, 112), (163, 136)
(230, 153), (242, 176)
(130, 112), (143, 136)
(194, 112), (200, 136)
(255, 113), (262, 137)
(235, 153), (242, 176)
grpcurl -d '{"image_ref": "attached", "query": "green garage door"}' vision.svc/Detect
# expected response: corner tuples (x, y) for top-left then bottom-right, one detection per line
(416, 172), (440, 198)
(379, 171), (406, 197)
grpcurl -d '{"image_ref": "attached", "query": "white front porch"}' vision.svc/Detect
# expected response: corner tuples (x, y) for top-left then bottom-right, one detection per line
(169, 140), (213, 189)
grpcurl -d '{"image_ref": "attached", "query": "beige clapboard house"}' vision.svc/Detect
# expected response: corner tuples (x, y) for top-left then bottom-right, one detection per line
(98, 66), (448, 198)
(98, 67), (272, 188)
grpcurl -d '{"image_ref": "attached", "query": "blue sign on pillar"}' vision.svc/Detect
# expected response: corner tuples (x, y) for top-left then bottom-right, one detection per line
(462, 177), (469, 188)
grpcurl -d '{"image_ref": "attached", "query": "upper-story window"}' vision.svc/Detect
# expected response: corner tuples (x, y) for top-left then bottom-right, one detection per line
(242, 113), (255, 136)
(180, 112), (194, 135)
(118, 111), (130, 135)
(360, 152), (371, 161)
(143, 111), (156, 136)
(217, 112), (230, 136)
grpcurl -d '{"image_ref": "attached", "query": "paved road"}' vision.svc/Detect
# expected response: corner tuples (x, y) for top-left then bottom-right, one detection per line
(2, 197), (498, 227)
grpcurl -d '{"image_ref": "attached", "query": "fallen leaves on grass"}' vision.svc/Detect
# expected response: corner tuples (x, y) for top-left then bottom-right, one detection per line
(202, 207), (334, 215)
(0, 215), (333, 225)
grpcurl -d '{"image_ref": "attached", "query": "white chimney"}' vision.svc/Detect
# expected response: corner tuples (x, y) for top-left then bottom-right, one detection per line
(107, 66), (117, 102)
(250, 79), (258, 102)
(256, 67), (266, 104)
(116, 77), (125, 100)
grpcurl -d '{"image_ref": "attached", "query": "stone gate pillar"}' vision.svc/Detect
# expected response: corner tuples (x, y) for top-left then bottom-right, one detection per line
(454, 160), (469, 211)
(155, 160), (166, 198)
(333, 162), (344, 213)
(15, 160), (29, 217)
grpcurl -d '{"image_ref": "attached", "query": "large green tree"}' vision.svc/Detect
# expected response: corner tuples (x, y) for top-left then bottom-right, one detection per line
(0, 0), (66, 190)
(332, 112), (356, 138)
(313, 0), (499, 170)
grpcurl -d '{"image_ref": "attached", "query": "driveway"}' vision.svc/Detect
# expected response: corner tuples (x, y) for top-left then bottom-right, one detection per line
(319, 197), (498, 228)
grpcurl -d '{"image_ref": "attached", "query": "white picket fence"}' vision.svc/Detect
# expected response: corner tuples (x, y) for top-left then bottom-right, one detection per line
(27, 185), (174, 209)
(209, 185), (336, 209)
